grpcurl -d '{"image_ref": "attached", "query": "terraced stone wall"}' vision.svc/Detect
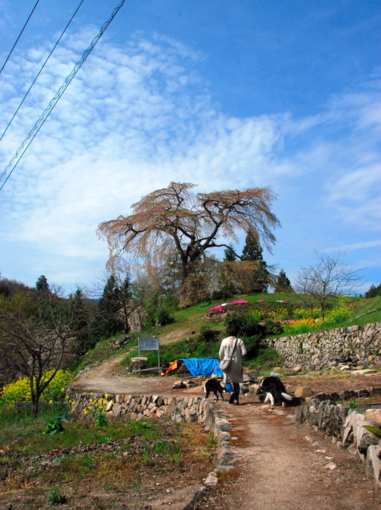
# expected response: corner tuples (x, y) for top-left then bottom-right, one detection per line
(266, 322), (381, 370)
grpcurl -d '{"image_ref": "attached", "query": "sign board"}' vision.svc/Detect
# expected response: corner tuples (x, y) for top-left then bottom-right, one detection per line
(139, 337), (159, 351)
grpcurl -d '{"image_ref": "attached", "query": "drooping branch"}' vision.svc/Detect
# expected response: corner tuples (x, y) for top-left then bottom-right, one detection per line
(97, 182), (280, 282)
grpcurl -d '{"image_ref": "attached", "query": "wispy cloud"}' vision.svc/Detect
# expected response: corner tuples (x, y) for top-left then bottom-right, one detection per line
(0, 28), (380, 291)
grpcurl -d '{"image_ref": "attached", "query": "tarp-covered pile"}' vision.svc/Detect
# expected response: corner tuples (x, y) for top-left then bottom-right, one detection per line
(162, 358), (223, 376)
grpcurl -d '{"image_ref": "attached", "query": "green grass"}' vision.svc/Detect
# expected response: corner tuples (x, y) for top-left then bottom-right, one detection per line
(0, 406), (215, 506)
(72, 293), (381, 376)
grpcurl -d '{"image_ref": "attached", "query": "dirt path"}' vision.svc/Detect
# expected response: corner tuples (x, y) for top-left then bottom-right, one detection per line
(72, 359), (381, 509)
(199, 401), (381, 509)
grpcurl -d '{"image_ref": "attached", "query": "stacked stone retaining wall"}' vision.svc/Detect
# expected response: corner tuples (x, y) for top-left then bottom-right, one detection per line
(266, 322), (381, 370)
(296, 391), (381, 489)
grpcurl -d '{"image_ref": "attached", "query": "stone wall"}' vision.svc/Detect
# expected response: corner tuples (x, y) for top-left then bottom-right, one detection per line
(266, 322), (381, 370)
(296, 394), (381, 488)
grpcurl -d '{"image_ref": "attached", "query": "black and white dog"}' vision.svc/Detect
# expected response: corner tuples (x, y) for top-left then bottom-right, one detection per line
(203, 378), (226, 401)
(259, 376), (301, 407)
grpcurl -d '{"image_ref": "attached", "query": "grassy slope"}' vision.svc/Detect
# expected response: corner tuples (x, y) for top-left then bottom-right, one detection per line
(77, 294), (381, 374)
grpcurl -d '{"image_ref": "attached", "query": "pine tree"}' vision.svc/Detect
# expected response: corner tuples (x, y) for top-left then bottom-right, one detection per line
(36, 275), (49, 291)
(119, 275), (133, 334)
(241, 230), (269, 292)
(275, 269), (292, 292)
(365, 283), (381, 298)
(241, 230), (263, 261)
(95, 275), (122, 338)
(70, 289), (95, 355)
(224, 244), (237, 262)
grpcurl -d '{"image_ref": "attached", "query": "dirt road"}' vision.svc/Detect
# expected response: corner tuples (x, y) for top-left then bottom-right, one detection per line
(72, 359), (381, 510)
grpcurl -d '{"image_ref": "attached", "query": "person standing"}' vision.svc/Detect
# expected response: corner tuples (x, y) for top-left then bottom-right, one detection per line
(219, 324), (247, 404)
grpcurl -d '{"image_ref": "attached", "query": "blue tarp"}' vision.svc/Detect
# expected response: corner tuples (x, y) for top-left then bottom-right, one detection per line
(179, 358), (223, 376)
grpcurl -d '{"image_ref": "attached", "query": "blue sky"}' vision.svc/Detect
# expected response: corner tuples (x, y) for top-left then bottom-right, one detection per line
(0, 0), (380, 295)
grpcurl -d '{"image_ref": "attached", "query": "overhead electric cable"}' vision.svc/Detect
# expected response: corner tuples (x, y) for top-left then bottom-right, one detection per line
(0, 0), (41, 74)
(0, 0), (85, 141)
(0, 0), (126, 192)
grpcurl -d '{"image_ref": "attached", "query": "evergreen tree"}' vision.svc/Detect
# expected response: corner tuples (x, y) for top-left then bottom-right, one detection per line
(241, 230), (263, 261)
(224, 244), (237, 262)
(119, 275), (133, 334)
(365, 283), (381, 298)
(70, 289), (95, 355)
(95, 275), (122, 338)
(241, 230), (269, 292)
(275, 269), (292, 292)
(36, 275), (49, 291)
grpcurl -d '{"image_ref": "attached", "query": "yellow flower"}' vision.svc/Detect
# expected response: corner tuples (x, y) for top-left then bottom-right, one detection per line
(83, 409), (88, 415)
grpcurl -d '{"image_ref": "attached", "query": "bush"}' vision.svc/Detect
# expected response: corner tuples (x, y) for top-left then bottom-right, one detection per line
(243, 335), (263, 357)
(211, 284), (236, 301)
(198, 326), (221, 342)
(156, 309), (175, 326)
(264, 322), (284, 336)
(225, 313), (262, 336)
(0, 370), (73, 406)
(324, 306), (351, 324)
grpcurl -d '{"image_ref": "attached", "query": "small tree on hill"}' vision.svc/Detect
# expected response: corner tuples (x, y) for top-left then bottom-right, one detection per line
(275, 269), (292, 292)
(295, 252), (362, 318)
(36, 275), (49, 292)
(241, 230), (270, 292)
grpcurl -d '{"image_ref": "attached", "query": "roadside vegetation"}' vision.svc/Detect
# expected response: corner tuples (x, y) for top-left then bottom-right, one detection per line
(0, 400), (215, 508)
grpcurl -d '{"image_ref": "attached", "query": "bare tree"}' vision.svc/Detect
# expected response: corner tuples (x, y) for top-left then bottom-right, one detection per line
(97, 182), (280, 284)
(0, 294), (77, 417)
(294, 252), (363, 317)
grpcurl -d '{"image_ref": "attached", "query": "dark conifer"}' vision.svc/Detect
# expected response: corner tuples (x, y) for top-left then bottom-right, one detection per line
(36, 275), (49, 291)
(224, 244), (237, 262)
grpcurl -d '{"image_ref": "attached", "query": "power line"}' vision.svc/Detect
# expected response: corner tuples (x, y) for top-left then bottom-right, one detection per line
(0, 0), (127, 192)
(0, 0), (41, 74)
(0, 0), (85, 141)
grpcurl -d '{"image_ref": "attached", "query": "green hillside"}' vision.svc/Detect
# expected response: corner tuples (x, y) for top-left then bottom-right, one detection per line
(78, 293), (381, 374)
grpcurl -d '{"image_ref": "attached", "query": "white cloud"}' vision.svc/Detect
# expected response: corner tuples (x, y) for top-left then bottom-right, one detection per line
(0, 28), (380, 292)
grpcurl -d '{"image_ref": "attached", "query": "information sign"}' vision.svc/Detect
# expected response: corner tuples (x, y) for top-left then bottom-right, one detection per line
(139, 337), (159, 351)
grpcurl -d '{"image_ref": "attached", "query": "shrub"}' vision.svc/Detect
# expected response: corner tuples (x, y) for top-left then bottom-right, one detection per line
(243, 335), (263, 357)
(156, 309), (175, 326)
(264, 321), (284, 336)
(198, 326), (221, 342)
(0, 370), (73, 406)
(324, 306), (351, 324)
(224, 313), (262, 336)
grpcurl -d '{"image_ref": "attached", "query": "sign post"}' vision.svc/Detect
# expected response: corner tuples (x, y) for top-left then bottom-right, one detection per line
(138, 337), (160, 376)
